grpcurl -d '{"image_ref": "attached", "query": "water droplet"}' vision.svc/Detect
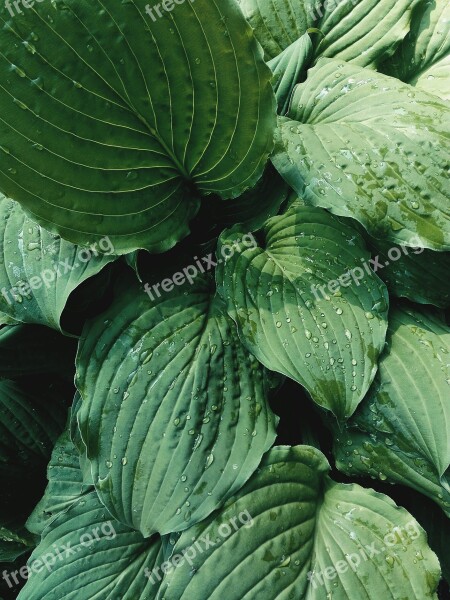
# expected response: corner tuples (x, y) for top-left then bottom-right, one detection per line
(121, 457), (127, 465)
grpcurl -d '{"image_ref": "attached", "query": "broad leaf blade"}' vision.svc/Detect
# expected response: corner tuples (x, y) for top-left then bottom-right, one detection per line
(0, 0), (275, 253)
(217, 202), (388, 420)
(159, 445), (440, 599)
(76, 271), (277, 536)
(272, 59), (450, 250)
(18, 492), (165, 600)
(0, 196), (116, 331)
(334, 305), (450, 516)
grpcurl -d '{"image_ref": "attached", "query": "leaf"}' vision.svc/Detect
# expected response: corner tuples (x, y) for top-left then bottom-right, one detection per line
(239, 0), (316, 60)
(413, 54), (450, 100)
(76, 271), (278, 537)
(268, 34), (313, 114)
(216, 201), (388, 420)
(0, 0), (275, 254)
(0, 196), (116, 332)
(0, 323), (77, 378)
(313, 0), (422, 67)
(334, 305), (450, 516)
(366, 237), (450, 308)
(240, 0), (419, 67)
(380, 0), (450, 93)
(18, 492), (165, 600)
(0, 523), (34, 562)
(26, 429), (90, 537)
(272, 59), (450, 250)
(159, 445), (440, 600)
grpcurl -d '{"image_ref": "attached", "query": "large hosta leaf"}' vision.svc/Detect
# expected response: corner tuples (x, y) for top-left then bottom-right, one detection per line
(0, 0), (275, 253)
(238, 0), (316, 60)
(76, 271), (277, 537)
(366, 237), (450, 308)
(313, 0), (421, 67)
(159, 445), (440, 599)
(239, 0), (418, 67)
(334, 305), (450, 516)
(0, 196), (116, 331)
(18, 492), (165, 600)
(217, 202), (388, 420)
(272, 59), (450, 250)
(380, 0), (450, 99)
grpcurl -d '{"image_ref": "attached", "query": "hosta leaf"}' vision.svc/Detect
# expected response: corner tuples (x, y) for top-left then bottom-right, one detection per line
(26, 429), (90, 537)
(413, 54), (450, 100)
(313, 0), (421, 67)
(0, 0), (275, 254)
(334, 305), (450, 516)
(380, 0), (450, 93)
(0, 196), (116, 332)
(18, 492), (165, 600)
(239, 0), (316, 60)
(366, 238), (450, 308)
(240, 0), (419, 66)
(216, 202), (388, 420)
(159, 445), (440, 600)
(0, 522), (34, 562)
(0, 323), (76, 378)
(272, 59), (450, 250)
(76, 271), (277, 537)
(268, 34), (313, 114)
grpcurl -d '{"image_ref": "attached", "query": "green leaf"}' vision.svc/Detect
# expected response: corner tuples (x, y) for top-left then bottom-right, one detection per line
(413, 53), (450, 100)
(0, 196), (116, 332)
(76, 271), (277, 537)
(380, 0), (450, 97)
(0, 324), (76, 378)
(18, 492), (165, 600)
(313, 0), (421, 67)
(268, 34), (313, 114)
(334, 305), (450, 516)
(366, 238), (450, 308)
(159, 445), (440, 599)
(217, 201), (388, 420)
(0, 0), (275, 254)
(239, 0), (315, 60)
(272, 59), (450, 250)
(0, 523), (34, 562)
(26, 429), (90, 537)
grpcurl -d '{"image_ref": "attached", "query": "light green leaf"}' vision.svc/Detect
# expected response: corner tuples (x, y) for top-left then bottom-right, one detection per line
(268, 34), (313, 114)
(313, 0), (421, 67)
(159, 445), (440, 600)
(0, 196), (116, 332)
(76, 271), (277, 537)
(216, 201), (388, 420)
(413, 53), (450, 100)
(366, 237), (450, 308)
(239, 0), (316, 59)
(272, 59), (450, 250)
(18, 492), (165, 600)
(380, 0), (450, 99)
(0, 0), (275, 254)
(334, 305), (450, 516)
